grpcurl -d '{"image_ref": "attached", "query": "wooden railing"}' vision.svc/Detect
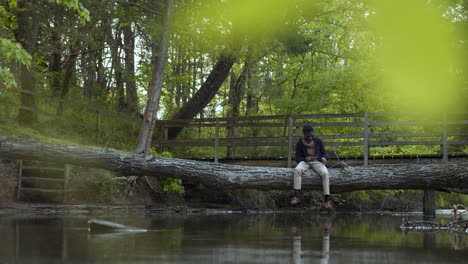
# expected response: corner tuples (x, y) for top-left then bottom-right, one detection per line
(155, 113), (468, 167)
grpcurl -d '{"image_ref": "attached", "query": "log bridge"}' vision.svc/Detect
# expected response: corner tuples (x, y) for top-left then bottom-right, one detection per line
(0, 135), (467, 216)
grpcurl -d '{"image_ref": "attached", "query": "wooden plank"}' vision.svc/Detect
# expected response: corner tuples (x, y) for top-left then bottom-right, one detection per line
(448, 140), (468, 145)
(214, 119), (219, 163)
(96, 110), (101, 145)
(446, 120), (468, 125)
(22, 166), (65, 172)
(364, 112), (369, 166)
(19, 188), (64, 193)
(321, 134), (364, 139)
(155, 113), (365, 125)
(325, 142), (363, 147)
(161, 139), (366, 147)
(17, 160), (23, 200)
(370, 121), (443, 126)
(442, 113), (448, 163)
(370, 132), (440, 138)
(20, 176), (65, 183)
(64, 164), (70, 192)
(369, 141), (442, 146)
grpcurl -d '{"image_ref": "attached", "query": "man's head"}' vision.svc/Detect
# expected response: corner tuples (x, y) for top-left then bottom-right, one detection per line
(302, 124), (314, 143)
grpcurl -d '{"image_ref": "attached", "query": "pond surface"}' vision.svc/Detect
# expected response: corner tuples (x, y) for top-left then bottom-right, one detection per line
(0, 212), (466, 263)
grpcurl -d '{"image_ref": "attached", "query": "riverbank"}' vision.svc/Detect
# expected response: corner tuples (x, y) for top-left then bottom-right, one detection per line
(0, 201), (434, 217)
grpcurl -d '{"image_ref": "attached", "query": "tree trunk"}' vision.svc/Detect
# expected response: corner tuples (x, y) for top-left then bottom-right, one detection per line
(56, 38), (81, 116)
(48, 27), (62, 97)
(1, 136), (467, 194)
(168, 46), (239, 139)
(14, 1), (41, 125)
(106, 24), (125, 112)
(134, 0), (173, 155)
(226, 66), (247, 158)
(122, 0), (138, 115)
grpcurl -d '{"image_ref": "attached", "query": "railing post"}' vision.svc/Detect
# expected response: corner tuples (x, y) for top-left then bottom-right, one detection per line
(162, 125), (168, 153)
(363, 112), (369, 166)
(64, 164), (70, 201)
(156, 123), (162, 153)
(17, 160), (23, 200)
(96, 110), (101, 145)
(287, 116), (293, 168)
(423, 190), (436, 220)
(214, 118), (220, 163)
(441, 112), (448, 163)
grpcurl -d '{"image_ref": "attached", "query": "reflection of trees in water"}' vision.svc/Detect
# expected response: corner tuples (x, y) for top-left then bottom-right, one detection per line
(450, 233), (468, 251)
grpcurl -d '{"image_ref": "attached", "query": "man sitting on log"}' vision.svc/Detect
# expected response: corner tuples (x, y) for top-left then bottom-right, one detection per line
(290, 124), (332, 209)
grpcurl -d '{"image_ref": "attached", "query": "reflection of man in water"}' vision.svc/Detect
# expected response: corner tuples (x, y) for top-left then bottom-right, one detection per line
(291, 226), (301, 264)
(321, 222), (331, 264)
(291, 222), (332, 264)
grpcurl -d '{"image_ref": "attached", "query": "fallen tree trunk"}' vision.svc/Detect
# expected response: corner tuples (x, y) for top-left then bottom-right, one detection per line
(0, 136), (467, 193)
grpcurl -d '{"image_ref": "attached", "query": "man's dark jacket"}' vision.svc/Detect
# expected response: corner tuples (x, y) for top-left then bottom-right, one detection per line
(295, 136), (328, 163)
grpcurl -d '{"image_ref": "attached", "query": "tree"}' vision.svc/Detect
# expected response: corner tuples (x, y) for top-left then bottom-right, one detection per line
(56, 38), (81, 116)
(0, 0), (90, 125)
(122, 0), (138, 115)
(134, 0), (174, 155)
(12, 0), (42, 125)
(167, 45), (239, 139)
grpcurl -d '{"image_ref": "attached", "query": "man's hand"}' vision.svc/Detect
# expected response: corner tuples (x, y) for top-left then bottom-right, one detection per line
(321, 157), (327, 164)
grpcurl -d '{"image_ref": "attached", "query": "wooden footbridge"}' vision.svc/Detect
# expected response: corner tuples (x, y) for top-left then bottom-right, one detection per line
(152, 112), (467, 217)
(154, 112), (468, 166)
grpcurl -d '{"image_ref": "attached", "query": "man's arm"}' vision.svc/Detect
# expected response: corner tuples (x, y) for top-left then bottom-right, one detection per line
(295, 141), (307, 163)
(319, 138), (328, 161)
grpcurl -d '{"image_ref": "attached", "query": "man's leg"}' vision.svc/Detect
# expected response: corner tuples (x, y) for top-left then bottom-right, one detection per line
(291, 161), (309, 204)
(310, 161), (332, 208)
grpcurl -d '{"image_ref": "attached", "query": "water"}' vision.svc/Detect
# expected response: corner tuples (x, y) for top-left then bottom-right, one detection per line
(0, 212), (466, 263)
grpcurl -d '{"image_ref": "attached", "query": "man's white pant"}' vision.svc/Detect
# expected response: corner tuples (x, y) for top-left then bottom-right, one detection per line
(293, 161), (330, 195)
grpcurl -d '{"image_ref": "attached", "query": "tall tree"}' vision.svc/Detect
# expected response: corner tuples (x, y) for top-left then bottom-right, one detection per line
(106, 21), (126, 111)
(122, 0), (138, 115)
(167, 45), (239, 139)
(13, 0), (41, 125)
(56, 38), (81, 116)
(134, 0), (174, 155)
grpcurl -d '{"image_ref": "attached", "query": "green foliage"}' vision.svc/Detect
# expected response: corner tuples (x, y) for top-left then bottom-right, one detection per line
(65, 166), (125, 204)
(50, 0), (90, 24)
(0, 38), (31, 88)
(149, 147), (184, 195)
(0, 38), (31, 66)
(150, 147), (173, 158)
(94, 171), (119, 199)
(160, 178), (184, 195)
(149, 144), (184, 195)
(437, 192), (468, 208)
